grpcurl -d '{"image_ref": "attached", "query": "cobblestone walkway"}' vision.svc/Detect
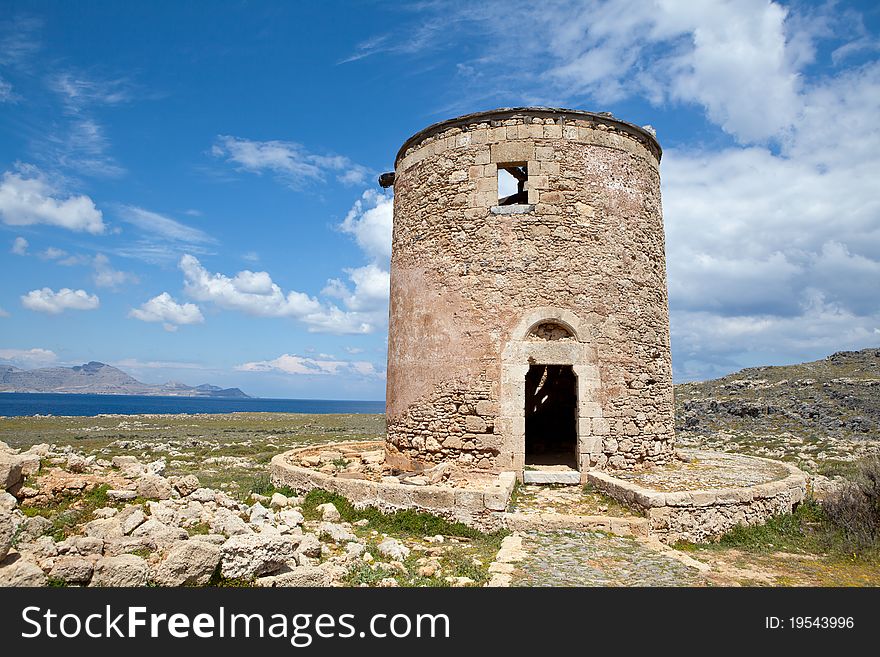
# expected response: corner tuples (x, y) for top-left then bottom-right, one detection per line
(510, 530), (705, 587)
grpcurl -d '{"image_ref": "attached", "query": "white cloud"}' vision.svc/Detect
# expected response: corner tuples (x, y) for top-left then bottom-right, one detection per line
(11, 236), (27, 255)
(212, 135), (371, 187)
(0, 167), (105, 233)
(0, 347), (57, 367)
(116, 205), (213, 244)
(662, 60), (880, 379)
(179, 254), (375, 334)
(322, 263), (390, 314)
(339, 190), (393, 264)
(21, 287), (100, 314)
(42, 72), (131, 178)
(41, 246), (67, 260)
(235, 353), (382, 378)
(0, 306), (9, 318)
(128, 292), (204, 332)
(50, 72), (132, 112)
(92, 254), (137, 288)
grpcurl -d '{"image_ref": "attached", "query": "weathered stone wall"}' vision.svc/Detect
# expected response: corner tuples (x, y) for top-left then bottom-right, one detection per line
(386, 108), (675, 474)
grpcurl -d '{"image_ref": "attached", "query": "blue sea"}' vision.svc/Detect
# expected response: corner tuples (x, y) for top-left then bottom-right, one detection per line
(0, 393), (385, 417)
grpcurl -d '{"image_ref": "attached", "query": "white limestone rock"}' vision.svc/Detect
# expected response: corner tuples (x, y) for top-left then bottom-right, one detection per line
(0, 554), (47, 587)
(376, 537), (410, 561)
(255, 565), (330, 588)
(136, 475), (173, 500)
(318, 522), (356, 543)
(48, 556), (94, 585)
(209, 507), (252, 537)
(316, 502), (341, 522)
(153, 540), (221, 586)
(91, 554), (149, 587)
(220, 533), (296, 579)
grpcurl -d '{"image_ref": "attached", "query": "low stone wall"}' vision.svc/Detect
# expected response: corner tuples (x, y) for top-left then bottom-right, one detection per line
(270, 444), (515, 532)
(586, 458), (807, 544)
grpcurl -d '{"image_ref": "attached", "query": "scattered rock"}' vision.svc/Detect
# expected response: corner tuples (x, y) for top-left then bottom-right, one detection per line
(1, 507), (20, 561)
(153, 541), (221, 586)
(377, 537), (410, 561)
(345, 542), (365, 559)
(171, 475), (200, 497)
(220, 533), (296, 579)
(0, 453), (23, 492)
(66, 453), (89, 473)
(248, 502), (272, 526)
(91, 554), (149, 587)
(316, 502), (341, 522)
(255, 565), (330, 587)
(0, 554), (47, 586)
(278, 509), (304, 527)
(49, 556), (94, 584)
(136, 475), (172, 500)
(107, 489), (137, 502)
(295, 533), (322, 559)
(270, 492), (289, 508)
(117, 507), (146, 535)
(130, 519), (188, 547)
(210, 508), (252, 537)
(16, 515), (52, 543)
(83, 517), (124, 540)
(60, 536), (104, 556)
(318, 522), (356, 543)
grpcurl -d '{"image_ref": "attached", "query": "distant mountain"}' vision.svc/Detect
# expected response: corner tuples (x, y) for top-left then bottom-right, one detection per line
(0, 361), (250, 398)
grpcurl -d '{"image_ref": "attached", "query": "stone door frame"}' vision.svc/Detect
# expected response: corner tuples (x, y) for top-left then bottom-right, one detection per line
(499, 307), (604, 481)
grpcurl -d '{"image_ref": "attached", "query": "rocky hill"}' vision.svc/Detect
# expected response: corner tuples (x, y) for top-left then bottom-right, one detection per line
(675, 348), (880, 472)
(0, 362), (249, 398)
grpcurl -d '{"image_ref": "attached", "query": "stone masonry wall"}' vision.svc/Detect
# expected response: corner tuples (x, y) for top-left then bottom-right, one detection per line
(386, 108), (675, 473)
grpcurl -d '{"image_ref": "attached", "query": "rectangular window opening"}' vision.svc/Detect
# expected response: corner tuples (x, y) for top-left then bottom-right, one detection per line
(497, 163), (528, 206)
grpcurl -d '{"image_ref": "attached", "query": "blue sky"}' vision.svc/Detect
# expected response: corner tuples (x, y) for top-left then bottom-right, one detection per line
(1, 1), (879, 399)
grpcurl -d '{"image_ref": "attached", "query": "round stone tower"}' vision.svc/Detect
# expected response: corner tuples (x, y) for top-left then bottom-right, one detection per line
(381, 107), (675, 479)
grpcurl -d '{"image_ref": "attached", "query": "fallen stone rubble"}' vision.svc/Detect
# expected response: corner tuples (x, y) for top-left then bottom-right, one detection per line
(0, 440), (384, 587)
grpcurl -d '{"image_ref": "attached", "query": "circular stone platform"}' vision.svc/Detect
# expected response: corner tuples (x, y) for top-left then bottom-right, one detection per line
(270, 441), (515, 531)
(587, 449), (807, 543)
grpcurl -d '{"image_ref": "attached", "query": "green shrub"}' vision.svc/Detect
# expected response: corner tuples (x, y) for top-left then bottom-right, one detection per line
(824, 456), (880, 552)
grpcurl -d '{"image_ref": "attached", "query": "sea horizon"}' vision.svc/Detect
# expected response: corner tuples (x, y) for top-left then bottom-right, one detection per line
(0, 392), (385, 417)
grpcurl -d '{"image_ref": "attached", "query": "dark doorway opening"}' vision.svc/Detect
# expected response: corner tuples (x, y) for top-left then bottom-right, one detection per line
(525, 364), (578, 468)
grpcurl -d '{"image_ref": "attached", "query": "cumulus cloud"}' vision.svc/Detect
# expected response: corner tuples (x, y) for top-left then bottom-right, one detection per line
(0, 306), (9, 318)
(212, 135), (371, 187)
(128, 292), (204, 332)
(0, 347), (57, 367)
(662, 60), (880, 379)
(0, 167), (105, 233)
(11, 236), (28, 255)
(235, 353), (381, 378)
(179, 254), (376, 334)
(20, 287), (100, 314)
(339, 190), (393, 264)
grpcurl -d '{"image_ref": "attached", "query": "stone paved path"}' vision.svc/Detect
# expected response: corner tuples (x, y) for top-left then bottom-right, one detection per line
(510, 530), (705, 587)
